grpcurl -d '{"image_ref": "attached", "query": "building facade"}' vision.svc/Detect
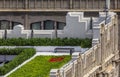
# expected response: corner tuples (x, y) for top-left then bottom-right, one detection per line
(0, 0), (120, 30)
(0, 0), (119, 77)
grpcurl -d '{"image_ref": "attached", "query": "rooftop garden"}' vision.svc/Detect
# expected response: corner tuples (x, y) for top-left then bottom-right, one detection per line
(0, 48), (36, 75)
(8, 56), (71, 77)
(0, 38), (91, 48)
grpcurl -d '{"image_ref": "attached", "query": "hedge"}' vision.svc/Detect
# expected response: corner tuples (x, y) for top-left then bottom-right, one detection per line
(0, 38), (92, 48)
(0, 48), (25, 55)
(0, 48), (36, 75)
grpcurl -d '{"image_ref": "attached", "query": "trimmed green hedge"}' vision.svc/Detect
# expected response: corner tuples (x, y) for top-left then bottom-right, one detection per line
(0, 48), (24, 55)
(0, 48), (36, 75)
(0, 38), (91, 48)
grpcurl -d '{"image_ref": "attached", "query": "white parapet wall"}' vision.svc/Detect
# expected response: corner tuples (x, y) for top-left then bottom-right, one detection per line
(62, 12), (91, 38)
(0, 12), (116, 41)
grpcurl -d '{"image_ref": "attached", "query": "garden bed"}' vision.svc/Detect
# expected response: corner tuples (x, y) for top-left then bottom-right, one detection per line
(8, 56), (71, 77)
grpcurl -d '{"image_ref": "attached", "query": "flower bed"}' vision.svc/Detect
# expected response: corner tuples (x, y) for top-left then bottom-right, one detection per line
(49, 57), (64, 62)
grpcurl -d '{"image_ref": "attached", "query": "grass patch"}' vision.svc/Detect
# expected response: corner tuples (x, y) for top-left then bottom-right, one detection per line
(8, 56), (71, 77)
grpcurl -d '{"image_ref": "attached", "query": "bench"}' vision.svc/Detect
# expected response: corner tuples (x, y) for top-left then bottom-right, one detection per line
(54, 48), (74, 55)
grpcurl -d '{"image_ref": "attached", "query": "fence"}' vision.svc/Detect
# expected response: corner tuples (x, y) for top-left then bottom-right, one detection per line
(50, 13), (119, 77)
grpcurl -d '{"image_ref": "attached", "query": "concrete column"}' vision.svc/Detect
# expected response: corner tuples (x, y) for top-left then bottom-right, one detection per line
(16, 0), (18, 9)
(24, 14), (28, 29)
(115, 0), (117, 9)
(34, 0), (36, 8)
(3, 0), (5, 8)
(9, 15), (12, 29)
(70, 0), (73, 9)
(86, 0), (88, 9)
(41, 21), (44, 30)
(79, 0), (81, 8)
(54, 0), (56, 9)
(41, 0), (43, 8)
(25, 0), (28, 9)
(48, 0), (50, 9)
(54, 21), (57, 38)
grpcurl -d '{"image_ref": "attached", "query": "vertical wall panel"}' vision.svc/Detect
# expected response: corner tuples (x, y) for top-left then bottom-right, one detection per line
(0, 0), (4, 8)
(17, 0), (24, 9)
(80, 0), (86, 9)
(55, 0), (61, 9)
(28, 0), (35, 9)
(110, 0), (115, 9)
(73, 0), (80, 9)
(36, 0), (42, 8)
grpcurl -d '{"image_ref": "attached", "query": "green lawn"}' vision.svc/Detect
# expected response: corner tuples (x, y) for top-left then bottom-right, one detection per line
(8, 56), (71, 77)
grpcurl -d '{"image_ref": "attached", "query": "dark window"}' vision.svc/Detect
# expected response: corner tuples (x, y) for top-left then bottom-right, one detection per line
(30, 22), (41, 30)
(44, 20), (54, 30)
(84, 12), (99, 17)
(0, 20), (10, 29)
(12, 22), (22, 29)
(57, 22), (66, 30)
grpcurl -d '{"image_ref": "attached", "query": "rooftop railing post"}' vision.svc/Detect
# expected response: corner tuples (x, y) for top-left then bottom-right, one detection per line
(54, 21), (57, 38)
(4, 29), (7, 39)
(31, 29), (33, 38)
(105, 0), (110, 24)
(70, 0), (73, 9)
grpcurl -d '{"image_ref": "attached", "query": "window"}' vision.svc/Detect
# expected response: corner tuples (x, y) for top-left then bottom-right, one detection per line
(44, 20), (54, 30)
(12, 22), (22, 29)
(57, 22), (66, 30)
(0, 20), (10, 29)
(30, 22), (41, 30)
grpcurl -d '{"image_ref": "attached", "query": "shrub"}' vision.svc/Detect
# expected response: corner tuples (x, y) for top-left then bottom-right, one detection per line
(0, 38), (92, 48)
(81, 38), (92, 48)
(0, 48), (36, 75)
(0, 48), (24, 55)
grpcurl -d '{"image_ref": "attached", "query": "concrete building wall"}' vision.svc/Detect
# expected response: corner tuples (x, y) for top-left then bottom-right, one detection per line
(0, 12), (66, 30)
(0, 12), (116, 40)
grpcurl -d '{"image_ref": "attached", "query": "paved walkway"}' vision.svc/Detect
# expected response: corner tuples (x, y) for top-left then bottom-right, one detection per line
(0, 46), (88, 53)
(36, 52), (70, 56)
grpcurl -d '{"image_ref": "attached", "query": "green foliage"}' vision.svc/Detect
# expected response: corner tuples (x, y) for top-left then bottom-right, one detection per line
(0, 48), (36, 75)
(0, 38), (92, 48)
(8, 56), (71, 77)
(0, 48), (24, 55)
(81, 38), (92, 48)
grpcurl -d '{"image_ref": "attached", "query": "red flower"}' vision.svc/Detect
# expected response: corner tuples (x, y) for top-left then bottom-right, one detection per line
(49, 57), (64, 62)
